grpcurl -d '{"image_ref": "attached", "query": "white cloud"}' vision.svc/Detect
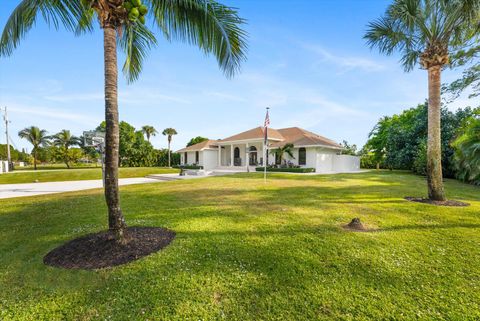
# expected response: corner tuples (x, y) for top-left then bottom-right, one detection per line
(44, 93), (104, 102)
(202, 91), (247, 102)
(120, 89), (191, 105)
(303, 44), (385, 72)
(8, 103), (100, 126)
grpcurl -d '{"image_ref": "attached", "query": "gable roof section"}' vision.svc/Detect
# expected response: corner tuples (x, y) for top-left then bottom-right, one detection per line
(272, 127), (342, 149)
(176, 139), (219, 153)
(218, 126), (284, 143)
(178, 127), (342, 152)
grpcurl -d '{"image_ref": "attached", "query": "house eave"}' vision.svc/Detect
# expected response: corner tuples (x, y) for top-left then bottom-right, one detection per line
(217, 138), (283, 145)
(269, 144), (343, 150)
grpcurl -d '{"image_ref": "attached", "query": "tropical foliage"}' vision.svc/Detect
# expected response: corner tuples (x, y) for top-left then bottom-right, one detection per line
(18, 126), (50, 170)
(97, 121), (183, 167)
(339, 140), (358, 156)
(156, 148), (180, 167)
(187, 136), (208, 147)
(270, 143), (294, 165)
(162, 128), (178, 167)
(1, 0), (247, 242)
(0, 145), (30, 163)
(365, 0), (480, 200)
(452, 114), (480, 185)
(362, 104), (478, 178)
(141, 125), (157, 142)
(51, 129), (81, 168)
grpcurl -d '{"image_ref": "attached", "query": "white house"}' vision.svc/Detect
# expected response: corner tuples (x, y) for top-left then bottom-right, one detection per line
(176, 126), (360, 173)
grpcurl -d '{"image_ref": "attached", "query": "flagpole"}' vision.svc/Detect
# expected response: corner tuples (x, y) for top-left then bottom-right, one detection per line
(264, 107), (270, 184)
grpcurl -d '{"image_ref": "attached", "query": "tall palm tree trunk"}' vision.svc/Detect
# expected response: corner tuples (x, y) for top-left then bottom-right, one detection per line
(427, 65), (446, 201)
(33, 149), (37, 170)
(168, 138), (171, 167)
(103, 26), (127, 242)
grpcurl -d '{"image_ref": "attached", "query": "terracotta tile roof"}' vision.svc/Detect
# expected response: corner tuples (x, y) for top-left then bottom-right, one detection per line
(218, 126), (284, 142)
(271, 127), (342, 149)
(179, 127), (341, 152)
(176, 139), (219, 153)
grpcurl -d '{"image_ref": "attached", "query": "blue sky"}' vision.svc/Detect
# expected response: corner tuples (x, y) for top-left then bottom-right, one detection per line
(0, 0), (477, 152)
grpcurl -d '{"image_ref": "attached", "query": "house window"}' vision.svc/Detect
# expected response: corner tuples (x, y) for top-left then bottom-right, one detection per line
(184, 152), (188, 164)
(195, 151), (199, 163)
(234, 147), (240, 158)
(299, 148), (306, 165)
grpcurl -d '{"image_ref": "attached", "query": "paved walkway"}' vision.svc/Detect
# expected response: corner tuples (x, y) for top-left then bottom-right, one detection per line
(0, 178), (162, 200)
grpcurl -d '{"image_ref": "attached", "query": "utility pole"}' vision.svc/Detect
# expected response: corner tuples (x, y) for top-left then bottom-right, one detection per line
(2, 107), (11, 168)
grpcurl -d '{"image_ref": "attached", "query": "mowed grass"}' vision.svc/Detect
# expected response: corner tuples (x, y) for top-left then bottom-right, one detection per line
(0, 167), (178, 184)
(0, 171), (479, 320)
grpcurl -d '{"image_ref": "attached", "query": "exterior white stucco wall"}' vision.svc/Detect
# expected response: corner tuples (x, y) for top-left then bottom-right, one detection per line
(203, 150), (218, 170)
(181, 151), (199, 165)
(332, 155), (360, 172)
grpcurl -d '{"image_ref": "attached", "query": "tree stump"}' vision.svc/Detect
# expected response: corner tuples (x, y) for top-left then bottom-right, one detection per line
(346, 217), (366, 231)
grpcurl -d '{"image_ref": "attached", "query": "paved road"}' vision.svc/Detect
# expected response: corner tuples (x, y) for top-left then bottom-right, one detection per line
(0, 178), (162, 199)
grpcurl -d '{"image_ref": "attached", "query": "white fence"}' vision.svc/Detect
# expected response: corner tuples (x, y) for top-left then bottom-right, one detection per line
(332, 155), (360, 172)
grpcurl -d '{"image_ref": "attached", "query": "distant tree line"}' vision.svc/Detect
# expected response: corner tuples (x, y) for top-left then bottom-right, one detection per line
(15, 122), (183, 169)
(361, 103), (480, 185)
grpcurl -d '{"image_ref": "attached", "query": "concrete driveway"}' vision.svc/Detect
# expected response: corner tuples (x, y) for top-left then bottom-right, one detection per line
(0, 178), (162, 199)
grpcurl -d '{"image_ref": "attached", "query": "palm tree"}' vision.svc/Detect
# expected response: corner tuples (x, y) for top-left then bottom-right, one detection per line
(270, 143), (294, 166)
(18, 126), (50, 170)
(453, 116), (480, 184)
(141, 125), (157, 142)
(364, 0), (479, 201)
(52, 129), (81, 169)
(162, 128), (178, 167)
(1, 1), (247, 243)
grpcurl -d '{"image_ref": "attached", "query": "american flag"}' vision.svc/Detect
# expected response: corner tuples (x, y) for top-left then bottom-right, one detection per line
(264, 108), (270, 145)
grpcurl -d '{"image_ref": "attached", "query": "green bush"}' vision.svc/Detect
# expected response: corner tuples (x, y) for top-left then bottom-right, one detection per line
(412, 142), (427, 176)
(360, 152), (384, 169)
(255, 167), (315, 173)
(173, 165), (203, 170)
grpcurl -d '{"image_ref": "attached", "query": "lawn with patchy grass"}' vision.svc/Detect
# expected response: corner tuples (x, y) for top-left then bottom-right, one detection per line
(0, 171), (479, 320)
(0, 167), (178, 184)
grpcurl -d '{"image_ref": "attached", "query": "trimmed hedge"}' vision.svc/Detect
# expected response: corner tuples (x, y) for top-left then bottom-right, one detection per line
(173, 165), (203, 170)
(255, 167), (315, 173)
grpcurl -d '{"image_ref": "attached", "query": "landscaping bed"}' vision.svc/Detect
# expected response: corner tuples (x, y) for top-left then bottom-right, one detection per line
(173, 165), (204, 170)
(255, 167), (315, 173)
(44, 227), (176, 270)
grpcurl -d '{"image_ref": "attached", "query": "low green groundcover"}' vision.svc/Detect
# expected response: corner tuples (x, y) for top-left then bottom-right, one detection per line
(173, 165), (203, 170)
(255, 167), (315, 173)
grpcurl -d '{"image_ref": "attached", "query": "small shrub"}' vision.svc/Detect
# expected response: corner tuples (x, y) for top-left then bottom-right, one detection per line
(173, 165), (203, 170)
(255, 167), (315, 173)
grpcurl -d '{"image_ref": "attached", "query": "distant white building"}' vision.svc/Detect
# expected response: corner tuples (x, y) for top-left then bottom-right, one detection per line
(177, 126), (360, 173)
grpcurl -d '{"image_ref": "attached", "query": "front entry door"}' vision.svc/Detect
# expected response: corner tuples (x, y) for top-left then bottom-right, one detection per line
(249, 151), (257, 165)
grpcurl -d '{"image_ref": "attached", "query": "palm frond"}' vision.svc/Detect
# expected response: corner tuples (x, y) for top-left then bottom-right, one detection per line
(365, 0), (480, 72)
(1, 0), (83, 57)
(147, 0), (248, 78)
(118, 23), (157, 83)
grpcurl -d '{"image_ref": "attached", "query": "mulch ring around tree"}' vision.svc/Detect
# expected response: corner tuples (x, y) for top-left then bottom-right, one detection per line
(405, 197), (470, 207)
(44, 227), (176, 270)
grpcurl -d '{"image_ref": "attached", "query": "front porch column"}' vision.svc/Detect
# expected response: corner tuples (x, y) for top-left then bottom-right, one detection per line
(218, 145), (221, 167)
(230, 144), (234, 167)
(245, 142), (249, 167)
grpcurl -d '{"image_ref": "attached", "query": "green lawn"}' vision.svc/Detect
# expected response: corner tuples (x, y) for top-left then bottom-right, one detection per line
(15, 163), (98, 171)
(0, 167), (178, 184)
(0, 171), (479, 320)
